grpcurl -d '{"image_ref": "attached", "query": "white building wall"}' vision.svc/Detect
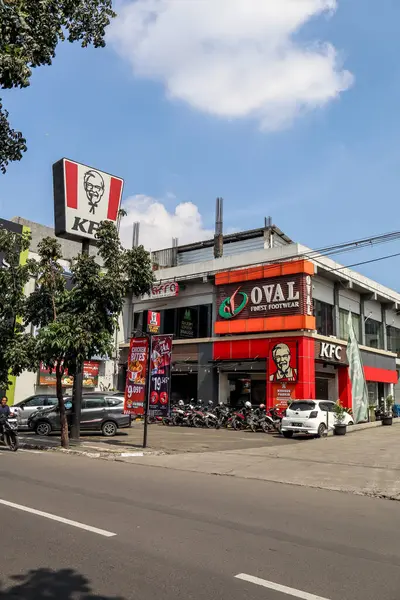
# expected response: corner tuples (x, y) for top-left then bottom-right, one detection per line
(313, 276), (334, 305)
(364, 299), (382, 322)
(338, 288), (361, 314)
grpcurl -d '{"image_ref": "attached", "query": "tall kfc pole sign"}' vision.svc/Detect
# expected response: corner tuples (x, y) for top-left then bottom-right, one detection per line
(53, 158), (124, 242)
(53, 158), (124, 440)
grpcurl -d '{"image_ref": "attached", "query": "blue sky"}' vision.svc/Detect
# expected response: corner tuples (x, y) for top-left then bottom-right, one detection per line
(2, 1), (400, 289)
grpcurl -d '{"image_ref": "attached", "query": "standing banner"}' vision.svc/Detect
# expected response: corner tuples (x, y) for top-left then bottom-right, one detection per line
(149, 335), (173, 418)
(124, 337), (149, 416)
(346, 312), (368, 423)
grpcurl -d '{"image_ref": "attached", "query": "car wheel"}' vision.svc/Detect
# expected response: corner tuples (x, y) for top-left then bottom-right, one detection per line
(282, 431), (293, 438)
(317, 423), (326, 438)
(101, 421), (118, 437)
(35, 421), (51, 436)
(348, 421), (354, 426)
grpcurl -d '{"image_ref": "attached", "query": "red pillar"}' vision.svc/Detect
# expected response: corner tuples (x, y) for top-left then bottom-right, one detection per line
(296, 337), (315, 399)
(338, 366), (352, 409)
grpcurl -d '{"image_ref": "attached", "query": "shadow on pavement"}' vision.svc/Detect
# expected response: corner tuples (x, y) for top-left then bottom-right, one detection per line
(0, 568), (125, 599)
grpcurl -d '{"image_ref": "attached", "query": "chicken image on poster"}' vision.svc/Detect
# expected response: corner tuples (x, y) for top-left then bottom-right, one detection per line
(149, 335), (173, 418)
(269, 342), (298, 383)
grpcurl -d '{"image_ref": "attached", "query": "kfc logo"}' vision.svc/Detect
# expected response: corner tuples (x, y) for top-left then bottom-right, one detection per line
(269, 342), (298, 383)
(84, 170), (105, 215)
(53, 158), (124, 242)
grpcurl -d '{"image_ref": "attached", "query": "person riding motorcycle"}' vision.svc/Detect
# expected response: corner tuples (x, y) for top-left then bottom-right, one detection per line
(0, 397), (11, 439)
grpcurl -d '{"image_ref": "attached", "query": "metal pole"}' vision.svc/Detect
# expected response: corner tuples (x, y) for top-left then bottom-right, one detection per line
(70, 239), (90, 441)
(143, 333), (152, 449)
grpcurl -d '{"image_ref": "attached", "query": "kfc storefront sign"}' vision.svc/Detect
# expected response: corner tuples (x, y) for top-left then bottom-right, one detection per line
(53, 158), (124, 242)
(147, 282), (180, 300)
(316, 341), (347, 365)
(217, 274), (312, 321)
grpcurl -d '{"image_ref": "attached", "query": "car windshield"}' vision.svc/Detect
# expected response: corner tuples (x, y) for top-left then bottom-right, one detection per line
(289, 401), (316, 411)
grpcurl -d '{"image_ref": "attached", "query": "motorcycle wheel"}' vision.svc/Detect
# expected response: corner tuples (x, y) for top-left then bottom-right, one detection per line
(261, 421), (271, 433)
(249, 420), (257, 433)
(204, 417), (214, 429)
(192, 416), (203, 428)
(6, 432), (18, 452)
(232, 418), (241, 431)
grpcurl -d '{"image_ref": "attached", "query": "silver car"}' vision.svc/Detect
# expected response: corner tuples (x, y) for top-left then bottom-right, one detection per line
(13, 395), (58, 429)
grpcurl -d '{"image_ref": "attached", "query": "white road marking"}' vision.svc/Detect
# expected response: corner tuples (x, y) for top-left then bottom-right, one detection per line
(235, 574), (331, 600)
(120, 452), (144, 457)
(19, 449), (43, 454)
(0, 499), (116, 537)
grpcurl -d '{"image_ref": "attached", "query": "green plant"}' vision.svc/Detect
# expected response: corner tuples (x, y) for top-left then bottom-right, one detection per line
(384, 395), (394, 416)
(333, 401), (346, 425)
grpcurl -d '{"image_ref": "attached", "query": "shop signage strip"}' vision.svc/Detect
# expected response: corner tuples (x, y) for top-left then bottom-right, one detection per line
(149, 335), (173, 418)
(216, 273), (313, 322)
(124, 338), (149, 416)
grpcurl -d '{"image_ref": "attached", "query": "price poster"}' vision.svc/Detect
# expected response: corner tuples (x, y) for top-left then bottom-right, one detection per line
(124, 337), (149, 416)
(149, 335), (173, 418)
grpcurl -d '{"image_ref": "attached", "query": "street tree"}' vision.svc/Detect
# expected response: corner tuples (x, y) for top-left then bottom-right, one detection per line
(0, 226), (37, 394)
(0, 0), (116, 173)
(25, 221), (153, 448)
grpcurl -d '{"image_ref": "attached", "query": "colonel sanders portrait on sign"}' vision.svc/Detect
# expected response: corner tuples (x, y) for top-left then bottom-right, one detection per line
(269, 342), (298, 382)
(84, 170), (105, 214)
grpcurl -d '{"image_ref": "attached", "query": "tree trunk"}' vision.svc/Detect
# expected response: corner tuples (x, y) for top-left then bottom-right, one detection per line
(56, 364), (68, 449)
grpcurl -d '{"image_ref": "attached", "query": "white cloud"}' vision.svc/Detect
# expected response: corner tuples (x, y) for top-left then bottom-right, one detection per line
(109, 0), (353, 130)
(119, 194), (213, 250)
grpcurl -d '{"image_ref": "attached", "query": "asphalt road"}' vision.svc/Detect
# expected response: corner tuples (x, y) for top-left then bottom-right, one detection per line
(1, 448), (400, 600)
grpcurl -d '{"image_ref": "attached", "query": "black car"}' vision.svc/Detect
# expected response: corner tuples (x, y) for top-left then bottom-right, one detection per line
(28, 395), (131, 437)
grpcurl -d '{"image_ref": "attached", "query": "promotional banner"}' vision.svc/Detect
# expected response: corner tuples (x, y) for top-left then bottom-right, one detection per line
(149, 335), (173, 418)
(124, 338), (149, 416)
(346, 312), (369, 423)
(147, 311), (161, 334)
(39, 361), (99, 388)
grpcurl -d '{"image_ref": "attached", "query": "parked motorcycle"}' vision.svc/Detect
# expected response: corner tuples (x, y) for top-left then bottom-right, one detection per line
(0, 414), (19, 451)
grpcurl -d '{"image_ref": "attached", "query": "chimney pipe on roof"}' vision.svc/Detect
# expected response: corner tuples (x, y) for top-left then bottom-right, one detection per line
(132, 222), (140, 248)
(214, 197), (223, 259)
(264, 216), (273, 249)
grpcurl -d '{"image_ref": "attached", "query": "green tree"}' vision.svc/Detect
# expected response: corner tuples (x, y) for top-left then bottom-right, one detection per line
(25, 221), (153, 448)
(0, 226), (37, 393)
(0, 0), (116, 173)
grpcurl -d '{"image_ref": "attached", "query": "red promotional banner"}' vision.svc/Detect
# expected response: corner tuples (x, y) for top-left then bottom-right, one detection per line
(149, 335), (173, 418)
(124, 337), (149, 416)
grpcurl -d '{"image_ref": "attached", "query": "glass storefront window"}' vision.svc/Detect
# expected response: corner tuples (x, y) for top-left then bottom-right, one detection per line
(314, 300), (334, 336)
(387, 325), (400, 356)
(339, 309), (361, 341)
(365, 318), (383, 349)
(133, 304), (212, 340)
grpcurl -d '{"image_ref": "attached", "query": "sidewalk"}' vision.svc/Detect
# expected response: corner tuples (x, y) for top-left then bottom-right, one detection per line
(121, 422), (400, 500)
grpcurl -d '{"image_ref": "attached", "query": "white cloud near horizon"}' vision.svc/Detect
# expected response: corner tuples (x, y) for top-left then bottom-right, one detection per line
(119, 195), (213, 251)
(109, 0), (353, 130)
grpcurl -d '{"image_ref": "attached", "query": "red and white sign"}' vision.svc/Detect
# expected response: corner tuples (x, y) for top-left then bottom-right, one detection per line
(147, 282), (179, 300)
(53, 158), (124, 242)
(147, 311), (161, 334)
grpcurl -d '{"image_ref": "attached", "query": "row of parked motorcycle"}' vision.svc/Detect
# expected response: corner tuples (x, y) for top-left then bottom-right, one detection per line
(147, 400), (284, 433)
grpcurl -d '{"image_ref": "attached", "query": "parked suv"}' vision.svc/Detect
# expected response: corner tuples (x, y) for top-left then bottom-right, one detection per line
(28, 395), (130, 437)
(281, 400), (353, 438)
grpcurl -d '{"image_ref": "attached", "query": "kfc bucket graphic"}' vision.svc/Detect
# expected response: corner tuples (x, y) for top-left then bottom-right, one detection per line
(53, 158), (124, 242)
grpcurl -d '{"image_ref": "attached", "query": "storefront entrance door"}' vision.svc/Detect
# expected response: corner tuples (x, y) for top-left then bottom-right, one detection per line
(316, 377), (329, 400)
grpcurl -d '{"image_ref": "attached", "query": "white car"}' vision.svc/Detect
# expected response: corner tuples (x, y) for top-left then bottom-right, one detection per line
(281, 400), (354, 438)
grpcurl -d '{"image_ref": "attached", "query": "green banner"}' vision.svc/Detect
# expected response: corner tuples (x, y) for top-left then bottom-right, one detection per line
(346, 311), (368, 423)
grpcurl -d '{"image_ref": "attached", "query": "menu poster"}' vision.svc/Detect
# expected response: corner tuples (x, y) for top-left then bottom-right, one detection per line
(39, 361), (99, 388)
(124, 337), (149, 416)
(149, 335), (173, 418)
